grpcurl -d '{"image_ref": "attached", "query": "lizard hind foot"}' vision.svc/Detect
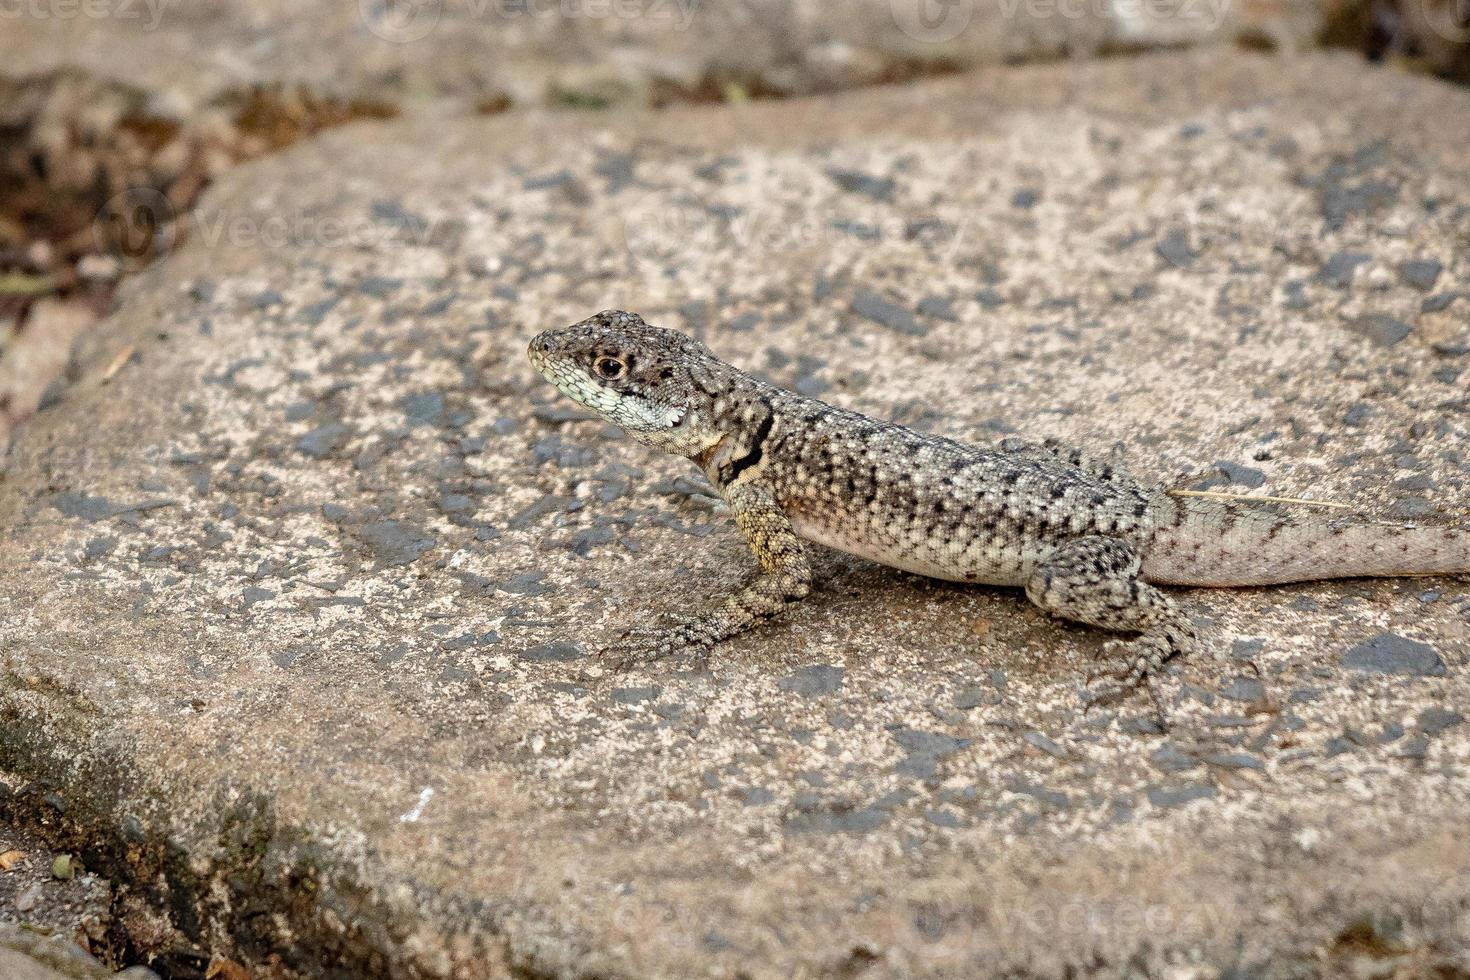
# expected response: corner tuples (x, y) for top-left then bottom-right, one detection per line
(1084, 637), (1175, 725)
(599, 614), (718, 674)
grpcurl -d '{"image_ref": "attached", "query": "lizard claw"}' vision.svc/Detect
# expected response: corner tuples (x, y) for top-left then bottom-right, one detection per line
(1082, 640), (1172, 728)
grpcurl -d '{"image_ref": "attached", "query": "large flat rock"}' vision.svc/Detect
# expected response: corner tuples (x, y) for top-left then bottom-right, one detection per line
(3, 51), (1469, 977)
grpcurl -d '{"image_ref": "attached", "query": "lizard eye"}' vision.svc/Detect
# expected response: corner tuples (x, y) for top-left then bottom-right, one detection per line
(594, 357), (627, 380)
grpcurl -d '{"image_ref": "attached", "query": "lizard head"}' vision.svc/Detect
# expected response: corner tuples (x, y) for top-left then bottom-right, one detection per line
(528, 310), (725, 456)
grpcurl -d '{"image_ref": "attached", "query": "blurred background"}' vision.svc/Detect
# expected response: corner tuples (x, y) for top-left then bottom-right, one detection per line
(0, 0), (1467, 455)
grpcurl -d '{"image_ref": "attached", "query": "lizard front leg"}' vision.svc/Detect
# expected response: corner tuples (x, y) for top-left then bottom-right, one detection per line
(604, 480), (811, 670)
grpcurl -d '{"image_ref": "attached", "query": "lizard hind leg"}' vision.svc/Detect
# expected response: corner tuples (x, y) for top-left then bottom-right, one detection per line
(1024, 535), (1196, 710)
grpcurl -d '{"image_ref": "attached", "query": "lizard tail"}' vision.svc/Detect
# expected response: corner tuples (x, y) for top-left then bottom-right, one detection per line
(1141, 493), (1470, 587)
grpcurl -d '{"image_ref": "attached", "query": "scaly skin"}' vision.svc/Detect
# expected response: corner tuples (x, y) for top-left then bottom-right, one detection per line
(528, 310), (1470, 703)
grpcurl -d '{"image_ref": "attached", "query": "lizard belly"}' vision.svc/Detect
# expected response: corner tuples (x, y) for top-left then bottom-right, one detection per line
(788, 510), (1031, 587)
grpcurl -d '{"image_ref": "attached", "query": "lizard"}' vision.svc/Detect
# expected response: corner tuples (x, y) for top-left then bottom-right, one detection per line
(528, 310), (1468, 703)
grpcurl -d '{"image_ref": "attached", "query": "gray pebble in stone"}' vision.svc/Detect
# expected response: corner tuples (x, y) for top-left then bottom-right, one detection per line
(851, 290), (925, 336)
(499, 571), (553, 596)
(1204, 752), (1264, 771)
(1315, 251), (1370, 288)
(924, 809), (965, 828)
(1396, 735), (1430, 759)
(53, 492), (174, 522)
(1194, 460), (1266, 490)
(438, 493), (475, 515)
(523, 170), (574, 191)
(532, 404), (596, 424)
(1342, 632), (1445, 677)
(826, 167), (896, 201)
(519, 641), (585, 662)
(1023, 731), (1068, 759)
(358, 520), (436, 567)
(1343, 403), (1374, 427)
(38, 378), (65, 411)
(917, 295), (959, 322)
(611, 686), (661, 704)
(508, 495), (572, 530)
(1321, 179), (1397, 230)
(1009, 780), (1070, 809)
(566, 524), (616, 556)
(1347, 314), (1413, 347)
(401, 392), (447, 428)
(891, 728), (968, 778)
(84, 536), (117, 560)
(1418, 708), (1463, 735)
(1146, 783), (1216, 809)
(243, 586), (275, 609)
(727, 312), (761, 333)
(777, 664), (844, 698)
(1396, 258), (1442, 291)
(1150, 743), (1200, 773)
(298, 421), (351, 459)
(1231, 637), (1266, 660)
(1219, 676), (1265, 702)
(1282, 280), (1311, 310)
(1155, 227), (1198, 269)
(300, 296), (341, 326)
(740, 787), (775, 806)
(975, 288), (1005, 309)
(1011, 189), (1040, 209)
(954, 686), (989, 710)
(358, 276), (403, 298)
(371, 199), (426, 231)
(1389, 497), (1436, 519)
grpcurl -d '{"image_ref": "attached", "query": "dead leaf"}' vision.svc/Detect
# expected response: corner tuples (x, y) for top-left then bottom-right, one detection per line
(206, 956), (251, 980)
(0, 849), (24, 870)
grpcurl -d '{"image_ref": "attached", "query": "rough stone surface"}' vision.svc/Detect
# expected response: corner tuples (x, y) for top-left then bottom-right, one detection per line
(0, 0), (1317, 113)
(2, 51), (1469, 978)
